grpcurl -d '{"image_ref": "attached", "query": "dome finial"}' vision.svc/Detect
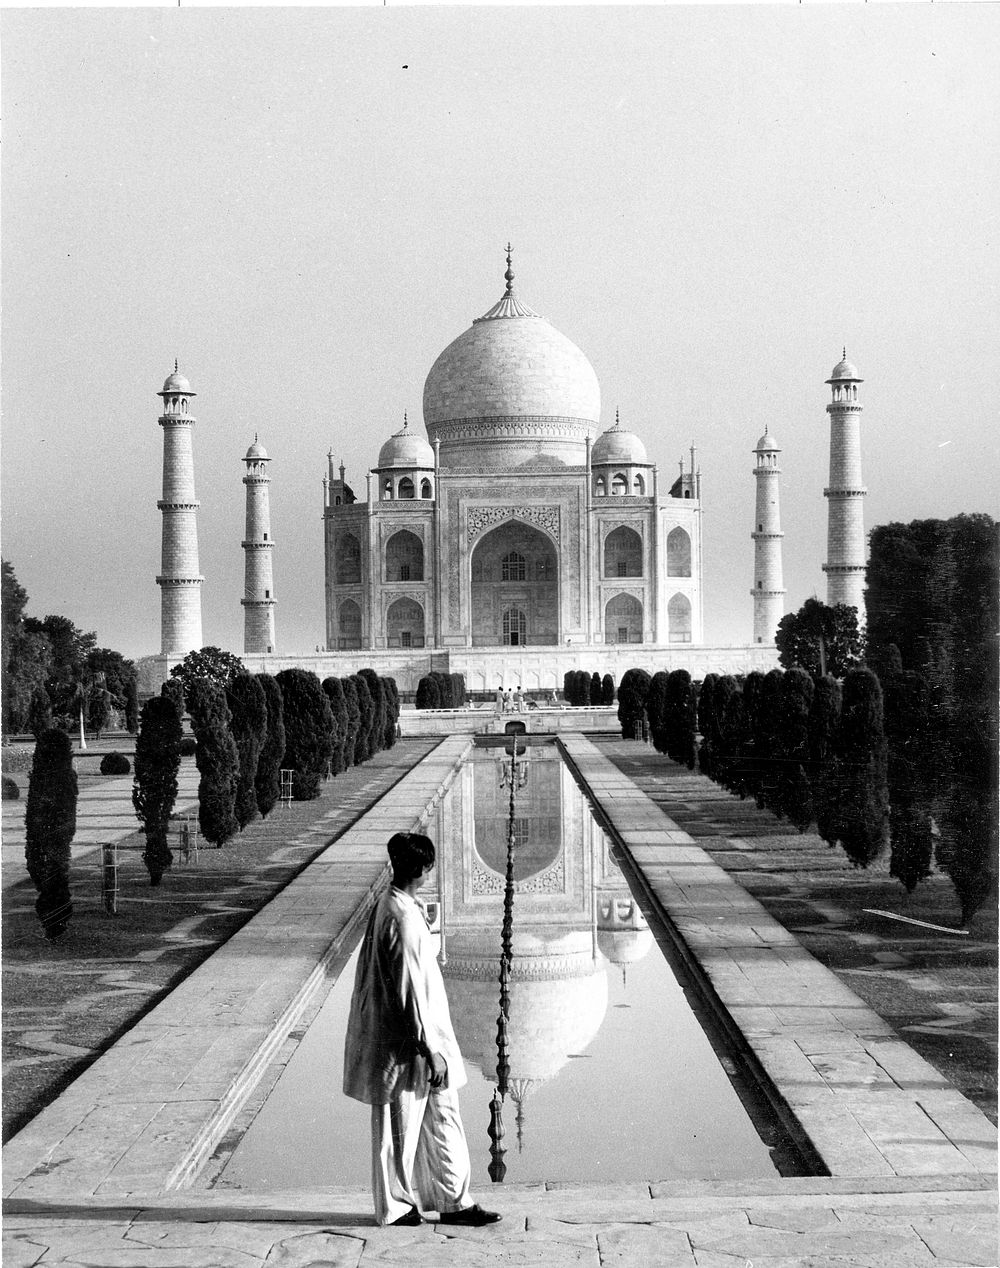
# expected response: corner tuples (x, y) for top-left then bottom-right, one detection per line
(843, 346), (847, 360)
(504, 243), (514, 294)
(615, 407), (620, 429)
(174, 358), (179, 373)
(403, 410), (408, 430)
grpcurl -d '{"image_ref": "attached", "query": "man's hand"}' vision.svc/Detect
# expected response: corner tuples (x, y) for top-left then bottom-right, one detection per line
(428, 1052), (448, 1089)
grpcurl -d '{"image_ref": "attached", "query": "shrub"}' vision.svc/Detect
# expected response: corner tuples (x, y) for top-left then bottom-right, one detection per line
(322, 677), (348, 773)
(352, 674), (374, 764)
(754, 669), (785, 813)
(99, 751), (131, 776)
(179, 735), (197, 756)
(25, 728), (77, 937)
(710, 675), (739, 790)
(617, 668), (651, 739)
(562, 671), (574, 703)
(133, 695), (182, 885)
(884, 668), (934, 892)
(276, 668), (333, 799)
(697, 673), (718, 777)
(227, 673), (268, 830)
(719, 681), (748, 796)
(124, 678), (139, 734)
(161, 676), (186, 718)
(255, 673), (285, 818)
(187, 679), (240, 844)
(589, 672), (603, 706)
(600, 673), (615, 706)
(3, 775), (20, 800)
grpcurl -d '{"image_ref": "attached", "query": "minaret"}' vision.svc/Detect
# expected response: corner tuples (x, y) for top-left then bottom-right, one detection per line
(242, 436), (276, 654)
(751, 427), (785, 643)
(823, 351), (867, 617)
(156, 363), (203, 655)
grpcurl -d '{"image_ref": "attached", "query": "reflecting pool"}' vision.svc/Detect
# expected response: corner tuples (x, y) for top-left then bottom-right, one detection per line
(216, 741), (785, 1188)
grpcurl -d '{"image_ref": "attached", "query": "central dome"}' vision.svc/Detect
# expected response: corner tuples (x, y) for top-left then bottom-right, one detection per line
(422, 254), (601, 469)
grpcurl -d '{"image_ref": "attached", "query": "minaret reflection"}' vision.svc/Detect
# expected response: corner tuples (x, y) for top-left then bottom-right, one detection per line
(422, 739), (654, 1175)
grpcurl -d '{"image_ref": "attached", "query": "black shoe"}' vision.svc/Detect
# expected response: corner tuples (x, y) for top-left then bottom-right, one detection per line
(389, 1206), (422, 1226)
(439, 1204), (501, 1226)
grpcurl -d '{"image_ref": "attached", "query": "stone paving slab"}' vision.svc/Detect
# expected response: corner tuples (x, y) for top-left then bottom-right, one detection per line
(3, 1180), (996, 1266)
(559, 734), (999, 1182)
(2, 737), (472, 1202)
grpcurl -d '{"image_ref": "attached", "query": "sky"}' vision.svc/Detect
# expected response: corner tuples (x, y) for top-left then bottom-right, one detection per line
(2, 4), (998, 661)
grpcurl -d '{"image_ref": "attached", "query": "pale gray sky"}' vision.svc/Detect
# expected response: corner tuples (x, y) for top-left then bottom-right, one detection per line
(3, 5), (998, 659)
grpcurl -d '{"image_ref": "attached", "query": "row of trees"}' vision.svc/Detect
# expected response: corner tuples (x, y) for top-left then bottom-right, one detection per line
(131, 650), (400, 888)
(2, 560), (139, 738)
(414, 672), (467, 710)
(563, 670), (615, 707)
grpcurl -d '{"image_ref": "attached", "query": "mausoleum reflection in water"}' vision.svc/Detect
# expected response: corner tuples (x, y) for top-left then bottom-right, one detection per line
(215, 742), (782, 1189)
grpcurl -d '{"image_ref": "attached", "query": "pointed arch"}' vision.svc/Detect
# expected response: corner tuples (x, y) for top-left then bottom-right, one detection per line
(604, 526), (642, 578)
(336, 533), (361, 584)
(668, 592), (692, 643)
(385, 529), (424, 582)
(667, 527), (691, 576)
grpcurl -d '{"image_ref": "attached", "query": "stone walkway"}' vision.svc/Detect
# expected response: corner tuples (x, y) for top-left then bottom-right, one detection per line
(3, 733), (996, 1267)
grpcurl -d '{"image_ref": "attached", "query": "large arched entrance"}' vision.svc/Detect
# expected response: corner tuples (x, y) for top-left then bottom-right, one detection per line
(470, 521), (558, 647)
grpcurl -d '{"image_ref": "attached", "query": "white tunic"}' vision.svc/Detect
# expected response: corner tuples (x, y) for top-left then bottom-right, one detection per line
(343, 885), (467, 1105)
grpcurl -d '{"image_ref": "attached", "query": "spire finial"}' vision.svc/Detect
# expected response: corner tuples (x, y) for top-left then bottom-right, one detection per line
(174, 358), (178, 373)
(403, 410), (408, 430)
(615, 407), (620, 428)
(254, 431), (258, 443)
(843, 346), (847, 360)
(504, 243), (514, 294)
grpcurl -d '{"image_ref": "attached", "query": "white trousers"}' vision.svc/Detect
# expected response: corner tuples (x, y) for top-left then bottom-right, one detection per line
(371, 1085), (473, 1225)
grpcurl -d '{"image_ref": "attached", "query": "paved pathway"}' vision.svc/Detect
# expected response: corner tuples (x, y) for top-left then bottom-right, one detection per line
(3, 733), (996, 1267)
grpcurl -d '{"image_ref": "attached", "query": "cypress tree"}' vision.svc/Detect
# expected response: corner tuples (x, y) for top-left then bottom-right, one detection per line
(414, 674), (438, 711)
(341, 675), (362, 765)
(646, 671), (670, 753)
(160, 675), (186, 719)
(600, 673), (615, 706)
(835, 668), (890, 868)
(322, 676), (348, 773)
(25, 727), (77, 937)
(563, 670), (574, 703)
(352, 673), (374, 764)
(719, 682), (747, 796)
(710, 675), (738, 790)
(276, 668), (333, 799)
(133, 695), (182, 884)
(884, 667), (934, 892)
(124, 677), (140, 734)
(809, 675), (842, 848)
(754, 669), (785, 812)
(382, 677), (400, 749)
(255, 673), (285, 818)
(358, 668), (385, 760)
(697, 673), (717, 777)
(775, 667), (815, 831)
(738, 672), (765, 801)
(227, 673), (268, 830)
(187, 679), (240, 844)
(589, 672), (603, 706)
(665, 669), (697, 769)
(616, 668), (651, 739)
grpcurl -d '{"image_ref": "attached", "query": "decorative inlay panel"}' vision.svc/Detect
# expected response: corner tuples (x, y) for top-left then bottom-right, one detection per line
(470, 856), (565, 896)
(467, 505), (560, 544)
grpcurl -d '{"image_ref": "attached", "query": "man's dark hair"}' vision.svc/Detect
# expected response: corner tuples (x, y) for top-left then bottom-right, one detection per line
(387, 831), (435, 882)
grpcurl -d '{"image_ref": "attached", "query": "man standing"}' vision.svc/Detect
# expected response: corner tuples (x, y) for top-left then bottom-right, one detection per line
(343, 831), (501, 1228)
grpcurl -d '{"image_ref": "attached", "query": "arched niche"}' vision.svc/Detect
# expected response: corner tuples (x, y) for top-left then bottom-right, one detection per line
(667, 527), (691, 577)
(668, 592), (692, 643)
(385, 529), (424, 582)
(336, 533), (361, 584)
(470, 520), (558, 647)
(605, 592), (642, 644)
(604, 525), (642, 578)
(398, 476), (415, 499)
(338, 598), (362, 649)
(386, 597), (424, 649)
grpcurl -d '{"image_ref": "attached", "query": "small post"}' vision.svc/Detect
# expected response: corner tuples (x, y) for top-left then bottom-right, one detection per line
(487, 1091), (507, 1183)
(101, 844), (119, 916)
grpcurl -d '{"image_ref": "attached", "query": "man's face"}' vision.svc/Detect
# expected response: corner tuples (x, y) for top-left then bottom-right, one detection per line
(414, 860), (435, 891)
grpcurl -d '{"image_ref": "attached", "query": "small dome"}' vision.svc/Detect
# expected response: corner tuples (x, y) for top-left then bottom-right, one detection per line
(246, 437), (269, 460)
(161, 367), (192, 394)
(592, 415), (647, 465)
(827, 352), (862, 383)
(597, 927), (654, 966)
(755, 429), (779, 452)
(378, 417), (434, 469)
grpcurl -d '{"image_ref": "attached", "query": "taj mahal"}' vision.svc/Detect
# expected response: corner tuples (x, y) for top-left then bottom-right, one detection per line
(138, 250), (868, 696)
